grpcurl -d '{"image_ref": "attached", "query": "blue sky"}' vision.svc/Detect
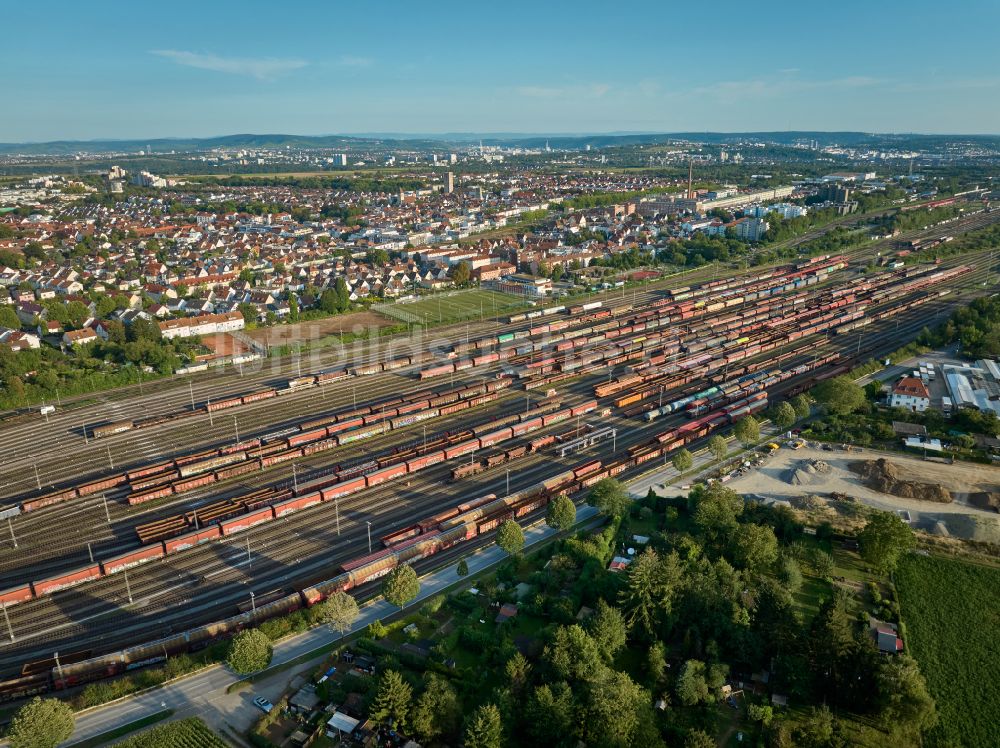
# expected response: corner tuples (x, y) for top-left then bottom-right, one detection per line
(3, 0), (999, 142)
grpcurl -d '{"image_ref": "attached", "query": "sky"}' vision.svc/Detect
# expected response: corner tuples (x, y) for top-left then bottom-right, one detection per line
(3, 0), (999, 142)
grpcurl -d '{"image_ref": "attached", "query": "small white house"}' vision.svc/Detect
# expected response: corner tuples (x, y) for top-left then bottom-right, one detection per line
(889, 376), (930, 412)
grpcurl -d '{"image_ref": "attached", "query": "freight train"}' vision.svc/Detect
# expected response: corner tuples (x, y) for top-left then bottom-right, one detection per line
(0, 400), (599, 613)
(0, 389), (751, 700)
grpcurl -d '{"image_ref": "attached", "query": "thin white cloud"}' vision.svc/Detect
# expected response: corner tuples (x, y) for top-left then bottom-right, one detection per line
(337, 55), (373, 68)
(516, 83), (610, 99)
(692, 74), (882, 100)
(150, 50), (307, 81)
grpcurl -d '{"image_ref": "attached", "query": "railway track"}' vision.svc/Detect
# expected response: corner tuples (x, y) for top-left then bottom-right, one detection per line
(0, 249), (992, 676)
(1, 209), (994, 499)
(0, 211), (993, 682)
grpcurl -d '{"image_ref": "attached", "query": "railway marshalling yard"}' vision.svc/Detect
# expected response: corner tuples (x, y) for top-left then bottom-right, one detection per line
(0, 208), (997, 698)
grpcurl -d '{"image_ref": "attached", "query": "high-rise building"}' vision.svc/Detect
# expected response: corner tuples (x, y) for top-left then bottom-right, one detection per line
(445, 172), (455, 194)
(332, 153), (348, 167)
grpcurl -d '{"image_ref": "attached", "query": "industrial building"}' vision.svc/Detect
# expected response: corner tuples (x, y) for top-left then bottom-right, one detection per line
(941, 360), (1000, 417)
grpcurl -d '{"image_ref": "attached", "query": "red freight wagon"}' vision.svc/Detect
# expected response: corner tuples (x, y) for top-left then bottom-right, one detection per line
(101, 544), (165, 575)
(78, 475), (128, 496)
(33, 564), (102, 597)
(574, 461), (602, 479)
(127, 485), (174, 505)
(365, 464), (407, 488)
(0, 585), (33, 607)
(512, 417), (543, 436)
(406, 450), (446, 472)
(261, 448), (304, 468)
(216, 461), (261, 481)
(127, 462), (174, 481)
(273, 492), (322, 517)
(327, 417), (365, 435)
(241, 390), (277, 404)
(206, 397), (242, 412)
(220, 507), (275, 536)
(163, 526), (222, 554)
(321, 477), (367, 500)
(173, 473), (217, 493)
(444, 439), (480, 460)
(20, 490), (77, 513)
(394, 400), (427, 416)
(477, 427), (513, 448)
(288, 428), (328, 448)
(382, 524), (421, 547)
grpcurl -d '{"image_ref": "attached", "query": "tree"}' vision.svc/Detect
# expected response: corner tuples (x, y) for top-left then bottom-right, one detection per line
(370, 669), (413, 729)
(691, 483), (744, 543)
(288, 292), (299, 323)
(504, 651), (531, 692)
(366, 248), (389, 267)
(495, 519), (524, 556)
(812, 375), (866, 415)
(731, 523), (779, 571)
(859, 510), (916, 573)
(226, 629), (273, 674)
(747, 703), (774, 726)
(586, 669), (656, 748)
(238, 302), (259, 325)
(456, 558), (469, 577)
(452, 261), (471, 285)
(334, 277), (351, 310)
(526, 683), (576, 746)
(672, 448), (694, 473)
(587, 599), (628, 662)
(8, 697), (74, 748)
(319, 288), (339, 314)
(411, 673), (461, 743)
(0, 305), (19, 330)
(464, 703), (503, 748)
(772, 401), (796, 431)
(796, 705), (835, 747)
(127, 315), (161, 342)
(792, 393), (812, 420)
(546, 494), (576, 533)
(647, 641), (667, 686)
(618, 548), (681, 638)
(676, 659), (711, 706)
(315, 590), (359, 636)
(779, 555), (804, 593)
(876, 654), (937, 733)
(708, 434), (728, 462)
(587, 477), (630, 518)
(382, 564), (420, 609)
(685, 730), (716, 748)
(733, 415), (760, 446)
(544, 624), (604, 683)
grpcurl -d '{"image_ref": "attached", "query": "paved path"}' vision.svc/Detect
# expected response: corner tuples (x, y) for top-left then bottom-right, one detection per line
(60, 507), (600, 746)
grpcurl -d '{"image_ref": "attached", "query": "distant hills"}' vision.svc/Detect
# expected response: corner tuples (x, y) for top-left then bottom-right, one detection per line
(1, 131), (997, 157)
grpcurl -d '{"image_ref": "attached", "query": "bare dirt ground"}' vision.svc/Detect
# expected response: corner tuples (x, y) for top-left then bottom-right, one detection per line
(244, 311), (397, 348)
(728, 445), (1000, 544)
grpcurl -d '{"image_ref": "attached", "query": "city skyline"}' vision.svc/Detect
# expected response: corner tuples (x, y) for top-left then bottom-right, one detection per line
(4, 0), (999, 142)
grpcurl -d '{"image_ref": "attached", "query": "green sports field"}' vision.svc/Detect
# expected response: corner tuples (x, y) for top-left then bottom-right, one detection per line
(376, 289), (531, 325)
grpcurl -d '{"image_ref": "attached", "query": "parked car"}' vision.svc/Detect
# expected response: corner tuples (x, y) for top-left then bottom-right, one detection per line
(253, 697), (274, 714)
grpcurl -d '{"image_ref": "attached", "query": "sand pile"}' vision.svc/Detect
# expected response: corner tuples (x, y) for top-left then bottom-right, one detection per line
(786, 460), (833, 486)
(852, 459), (953, 503)
(968, 492), (1000, 513)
